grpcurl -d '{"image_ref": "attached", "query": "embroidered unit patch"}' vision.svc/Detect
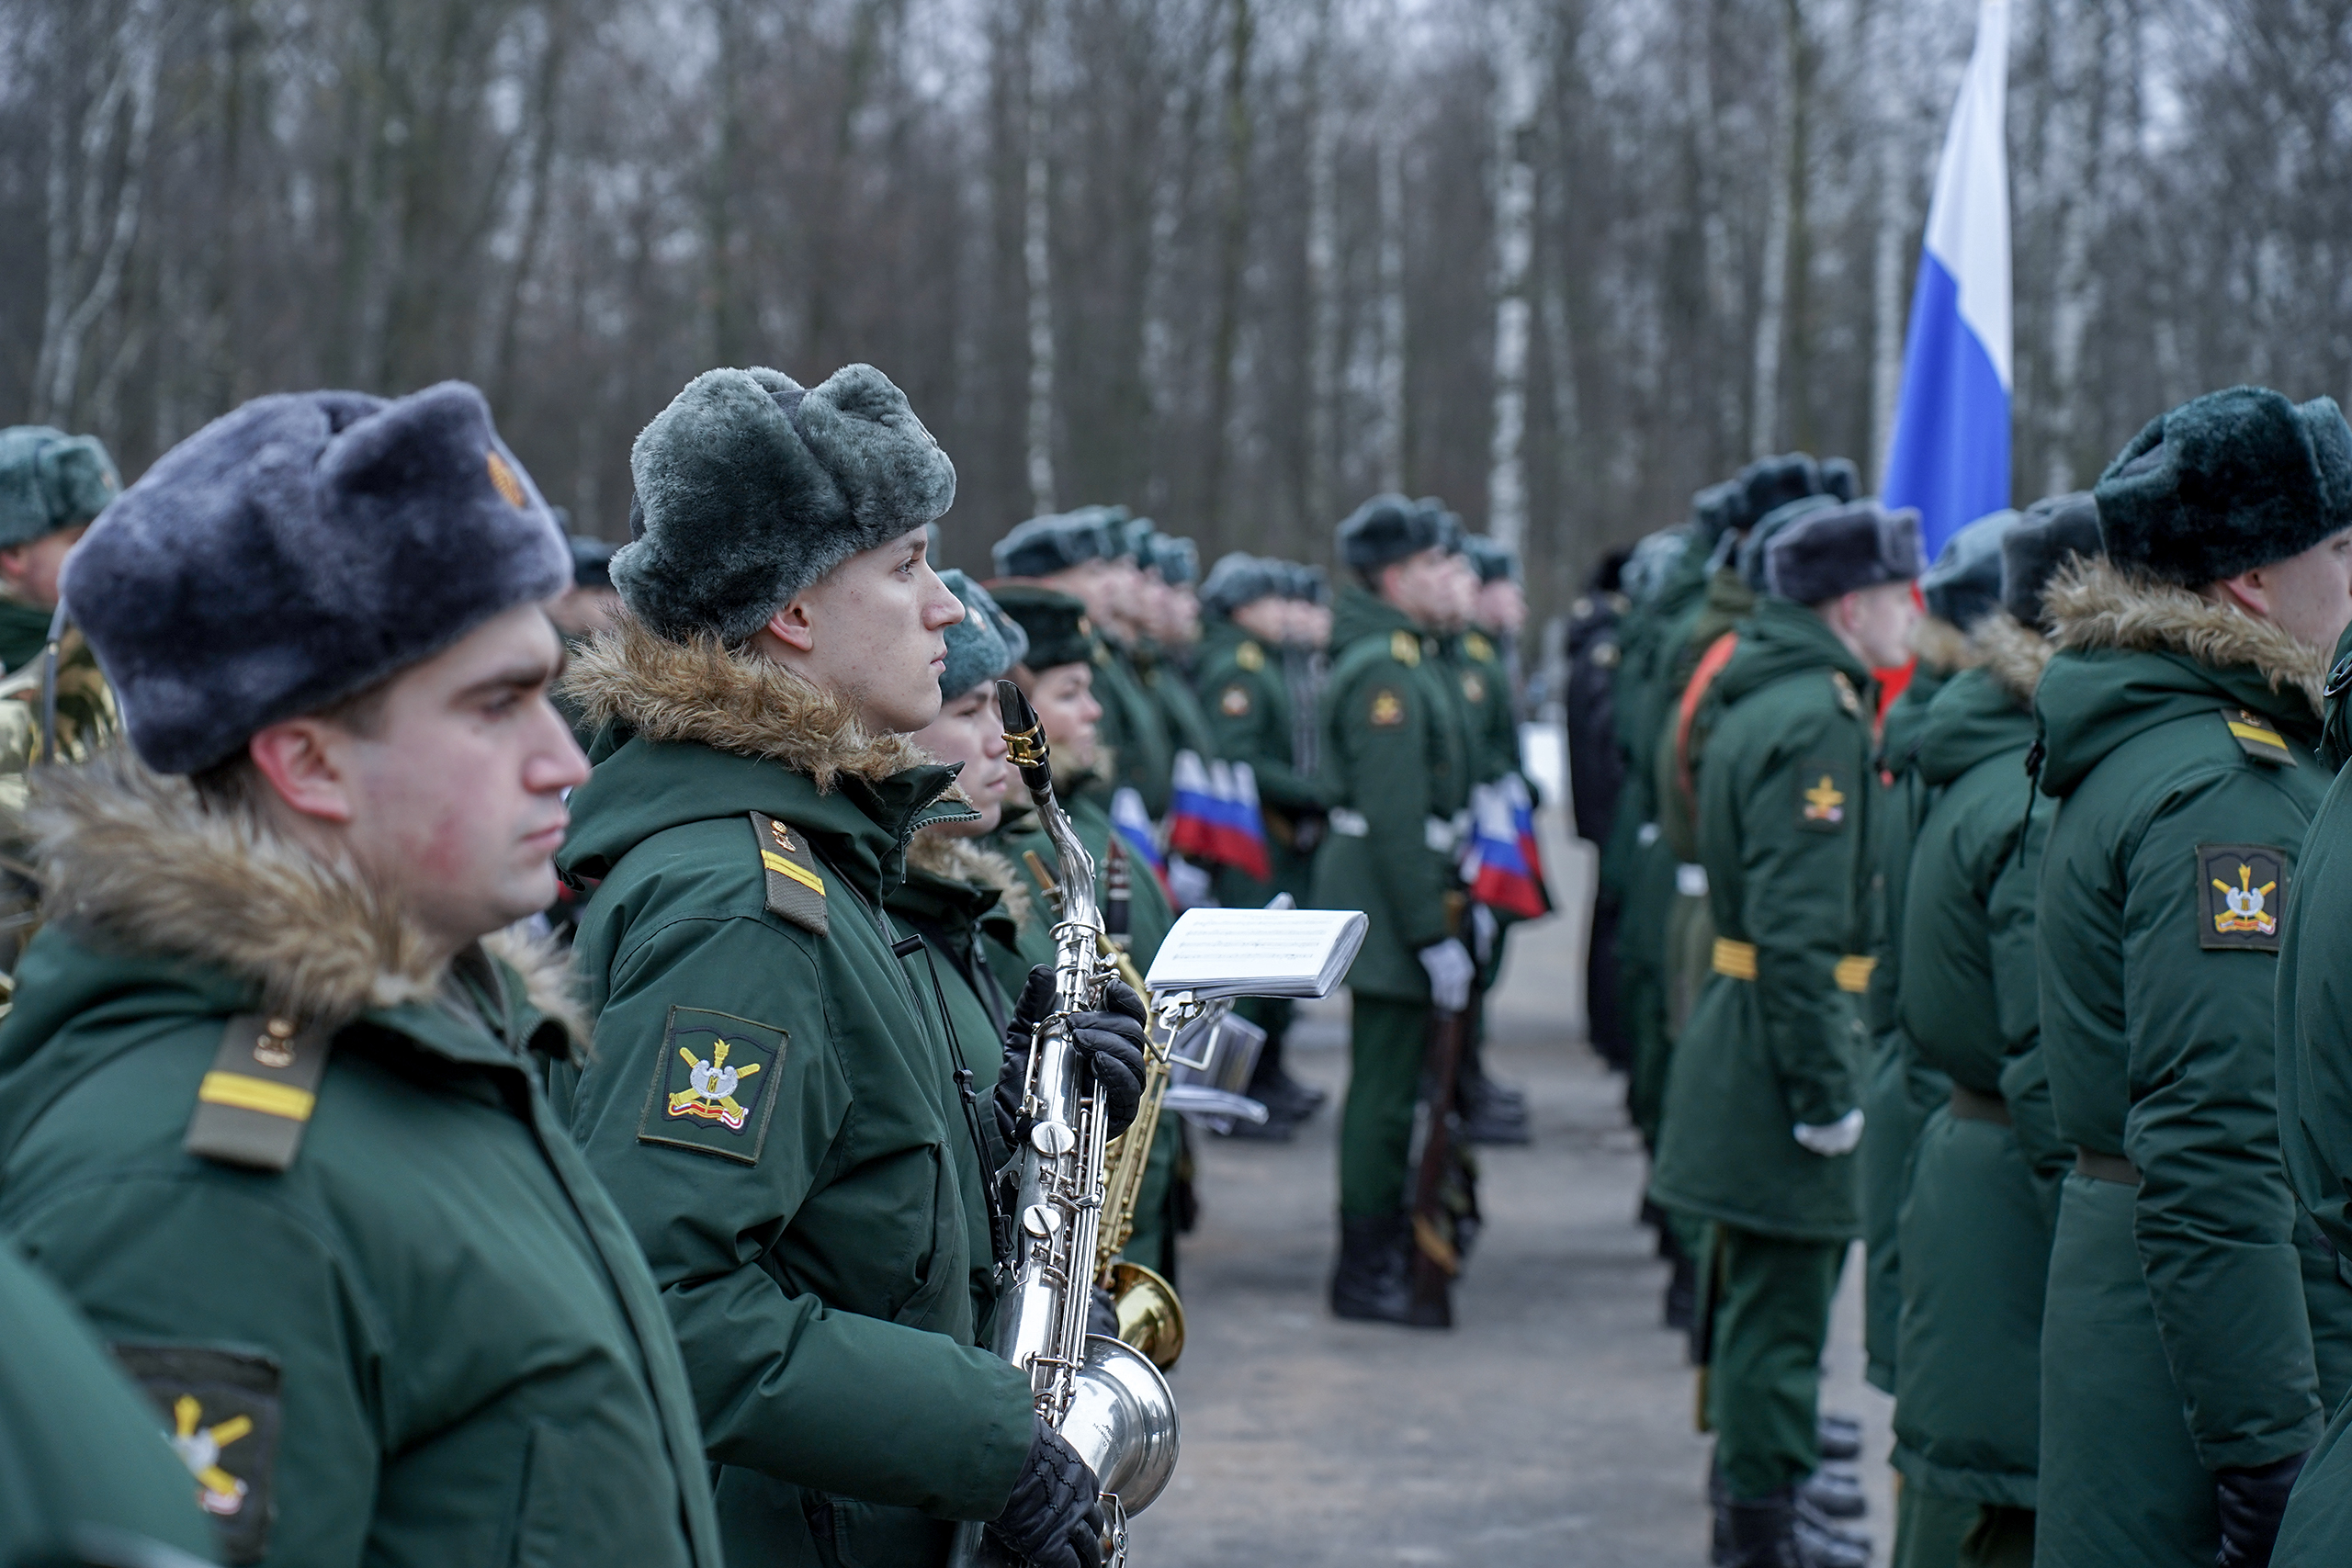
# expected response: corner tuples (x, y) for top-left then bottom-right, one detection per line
(113, 1343), (282, 1564)
(1219, 683), (1251, 717)
(1461, 671), (1487, 705)
(1369, 689), (1406, 728)
(2197, 843), (2287, 952)
(638, 1007), (787, 1163)
(1797, 761), (1851, 831)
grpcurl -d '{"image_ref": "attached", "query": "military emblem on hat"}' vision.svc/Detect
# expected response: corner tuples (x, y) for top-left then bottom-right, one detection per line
(639, 1007), (787, 1163)
(1219, 684), (1251, 717)
(1370, 689), (1405, 728)
(2199, 844), (2288, 951)
(485, 448), (527, 509)
(113, 1343), (282, 1563)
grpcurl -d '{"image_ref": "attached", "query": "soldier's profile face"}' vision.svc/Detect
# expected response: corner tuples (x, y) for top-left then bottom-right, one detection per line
(298, 602), (587, 953)
(781, 527), (965, 735)
(1023, 661), (1102, 769)
(1381, 547), (1458, 626)
(1832, 580), (1921, 671)
(910, 682), (1012, 834)
(1476, 579), (1526, 635)
(2222, 527), (2352, 653)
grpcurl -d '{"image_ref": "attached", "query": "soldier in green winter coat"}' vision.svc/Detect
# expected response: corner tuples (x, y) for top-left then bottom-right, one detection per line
(1648, 501), (1924, 1568)
(2272, 619), (2352, 1568)
(0, 385), (722, 1568)
(2033, 388), (2352, 1568)
(994, 510), (1172, 820)
(1886, 498), (2102, 1568)
(557, 366), (1146, 1568)
(983, 584), (1189, 1288)
(1312, 495), (1476, 1327)
(1195, 552), (1330, 1134)
(1857, 513), (2014, 1408)
(0, 424), (115, 673)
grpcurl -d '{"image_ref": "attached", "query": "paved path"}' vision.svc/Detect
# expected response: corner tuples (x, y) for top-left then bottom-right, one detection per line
(1129, 831), (1895, 1566)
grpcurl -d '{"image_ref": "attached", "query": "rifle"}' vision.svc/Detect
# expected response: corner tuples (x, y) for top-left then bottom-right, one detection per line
(1407, 977), (1483, 1326)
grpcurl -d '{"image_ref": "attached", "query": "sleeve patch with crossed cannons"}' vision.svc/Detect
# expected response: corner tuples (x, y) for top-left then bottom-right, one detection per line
(2197, 843), (2288, 953)
(111, 1343), (281, 1564)
(637, 1007), (788, 1164)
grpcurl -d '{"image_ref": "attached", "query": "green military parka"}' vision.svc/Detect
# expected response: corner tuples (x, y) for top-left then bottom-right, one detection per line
(1195, 619), (1325, 907)
(1647, 596), (1874, 1239)
(555, 621), (1035, 1568)
(2032, 559), (2343, 1568)
(1891, 617), (2062, 1510)
(1309, 585), (1473, 1001)
(0, 753), (722, 1568)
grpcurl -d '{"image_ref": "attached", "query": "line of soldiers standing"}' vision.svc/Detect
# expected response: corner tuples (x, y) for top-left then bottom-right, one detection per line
(0, 359), (1549, 1568)
(1575, 386), (2352, 1568)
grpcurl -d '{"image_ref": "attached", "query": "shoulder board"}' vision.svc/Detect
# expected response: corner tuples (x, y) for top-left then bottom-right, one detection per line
(1389, 629), (1421, 668)
(1829, 671), (1863, 717)
(1464, 632), (1496, 663)
(2220, 706), (2295, 767)
(750, 811), (829, 934)
(1236, 639), (1265, 671)
(185, 1015), (334, 1171)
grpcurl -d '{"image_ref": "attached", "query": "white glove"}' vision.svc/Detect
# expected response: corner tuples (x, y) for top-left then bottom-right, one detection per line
(1793, 1108), (1865, 1157)
(1419, 939), (1476, 1012)
(1470, 903), (1499, 965)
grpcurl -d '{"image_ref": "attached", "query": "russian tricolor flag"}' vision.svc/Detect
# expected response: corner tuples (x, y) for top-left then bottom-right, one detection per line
(1109, 786), (1169, 893)
(1166, 750), (1272, 882)
(1883, 0), (2011, 558)
(1465, 778), (1549, 920)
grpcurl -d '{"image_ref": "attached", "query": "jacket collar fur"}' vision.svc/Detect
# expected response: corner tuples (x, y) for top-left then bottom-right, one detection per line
(1972, 613), (2055, 707)
(2044, 556), (2326, 718)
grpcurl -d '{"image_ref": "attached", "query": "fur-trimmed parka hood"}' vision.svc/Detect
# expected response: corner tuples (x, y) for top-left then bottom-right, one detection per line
(2036, 556), (2329, 797)
(1972, 613), (2054, 707)
(16, 748), (583, 1041)
(905, 829), (1034, 933)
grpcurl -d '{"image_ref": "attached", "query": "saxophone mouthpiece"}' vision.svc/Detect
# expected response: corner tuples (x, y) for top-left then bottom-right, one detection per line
(997, 678), (1055, 793)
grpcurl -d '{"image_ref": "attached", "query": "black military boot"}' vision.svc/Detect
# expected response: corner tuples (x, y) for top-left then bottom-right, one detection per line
(1329, 1214), (1416, 1323)
(1792, 1492), (1870, 1567)
(1723, 1490), (1803, 1568)
(1815, 1412), (1862, 1461)
(1663, 1245), (1697, 1331)
(1797, 1465), (1865, 1519)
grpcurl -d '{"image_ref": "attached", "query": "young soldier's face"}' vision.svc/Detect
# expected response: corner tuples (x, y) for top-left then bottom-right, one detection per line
(779, 527), (966, 734)
(911, 682), (1012, 834)
(263, 602), (587, 953)
(2220, 528), (2352, 652)
(1829, 581), (1922, 670)
(1022, 661), (1102, 770)
(1380, 547), (1458, 626)
(1476, 578), (1527, 635)
(1230, 597), (1288, 644)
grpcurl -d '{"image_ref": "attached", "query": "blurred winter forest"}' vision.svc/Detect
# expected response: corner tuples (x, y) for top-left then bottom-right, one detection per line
(3, 0), (2348, 614)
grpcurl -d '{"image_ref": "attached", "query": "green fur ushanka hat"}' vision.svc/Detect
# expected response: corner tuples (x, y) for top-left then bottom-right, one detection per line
(1920, 509), (2021, 630)
(2001, 491), (2102, 626)
(64, 383), (570, 774)
(1464, 536), (1521, 585)
(1741, 452), (1824, 525)
(1691, 480), (1750, 546)
(1820, 457), (1861, 503)
(1148, 533), (1199, 585)
(938, 569), (1026, 700)
(0, 426), (119, 549)
(570, 534), (615, 591)
(2095, 386), (2352, 586)
(990, 584), (1097, 672)
(616, 363), (956, 644)
(1339, 493), (1447, 572)
(1201, 552), (1282, 616)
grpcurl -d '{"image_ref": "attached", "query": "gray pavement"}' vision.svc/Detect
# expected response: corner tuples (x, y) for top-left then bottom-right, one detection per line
(1129, 831), (1895, 1566)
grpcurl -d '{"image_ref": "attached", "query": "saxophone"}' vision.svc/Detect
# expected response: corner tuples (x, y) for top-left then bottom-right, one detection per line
(950, 682), (1181, 1568)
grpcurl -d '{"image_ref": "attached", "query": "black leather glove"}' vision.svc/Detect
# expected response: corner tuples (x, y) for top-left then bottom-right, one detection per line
(1088, 1284), (1120, 1340)
(994, 965), (1149, 1143)
(2217, 1450), (2307, 1568)
(988, 1418), (1104, 1568)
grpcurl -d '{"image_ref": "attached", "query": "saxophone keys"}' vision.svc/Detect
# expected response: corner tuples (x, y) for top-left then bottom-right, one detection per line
(1022, 1203), (1062, 1237)
(1031, 1119), (1076, 1156)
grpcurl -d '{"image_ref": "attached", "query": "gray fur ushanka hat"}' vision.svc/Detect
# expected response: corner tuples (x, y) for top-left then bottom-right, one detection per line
(1920, 510), (2021, 630)
(65, 383), (571, 774)
(0, 426), (119, 549)
(1339, 494), (1447, 572)
(994, 511), (1114, 579)
(2094, 386), (2352, 586)
(616, 364), (956, 643)
(938, 569), (1026, 700)
(1201, 552), (1282, 617)
(1738, 494), (1838, 591)
(1464, 536), (1521, 585)
(2001, 491), (2102, 626)
(1765, 500), (1925, 605)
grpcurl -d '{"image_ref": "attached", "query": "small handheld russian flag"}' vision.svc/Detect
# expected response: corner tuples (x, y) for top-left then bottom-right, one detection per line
(1465, 777), (1549, 919)
(1109, 786), (1170, 895)
(1166, 750), (1273, 882)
